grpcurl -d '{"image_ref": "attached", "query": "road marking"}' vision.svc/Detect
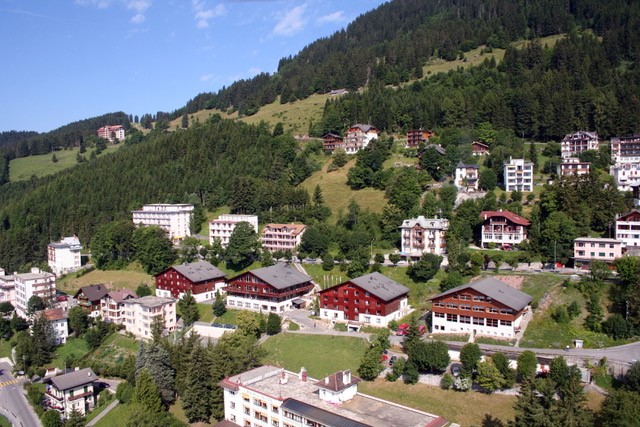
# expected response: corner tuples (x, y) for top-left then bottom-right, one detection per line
(0, 379), (19, 388)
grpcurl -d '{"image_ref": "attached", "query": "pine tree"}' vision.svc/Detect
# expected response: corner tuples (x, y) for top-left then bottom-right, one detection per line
(64, 409), (86, 427)
(266, 312), (281, 335)
(136, 342), (176, 405)
(182, 345), (213, 422)
(212, 292), (226, 317)
(177, 291), (199, 326)
(510, 379), (547, 427)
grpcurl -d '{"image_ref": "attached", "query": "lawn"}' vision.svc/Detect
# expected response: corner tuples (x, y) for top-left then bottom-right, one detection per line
(359, 379), (516, 426)
(83, 333), (139, 368)
(56, 266), (154, 294)
(421, 46), (506, 77)
(475, 336), (517, 346)
(428, 333), (470, 343)
(50, 337), (90, 369)
(0, 415), (10, 427)
(85, 400), (118, 424)
(93, 401), (128, 427)
(518, 273), (565, 307)
(197, 305), (240, 325)
(0, 339), (12, 359)
(240, 94), (330, 135)
(261, 334), (369, 379)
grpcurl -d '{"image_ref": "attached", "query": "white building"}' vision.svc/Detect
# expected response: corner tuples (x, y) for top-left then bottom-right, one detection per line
(480, 210), (530, 249)
(399, 216), (449, 260)
(454, 161), (480, 192)
(45, 368), (97, 419)
(611, 135), (640, 164)
(561, 131), (599, 158)
(0, 269), (15, 305)
(615, 210), (640, 248)
(260, 223), (306, 253)
(219, 366), (445, 427)
(40, 308), (69, 345)
(557, 157), (591, 177)
(96, 125), (125, 142)
(131, 204), (194, 242)
(344, 124), (378, 154)
(47, 236), (82, 277)
(15, 268), (56, 318)
(610, 163), (640, 191)
(101, 289), (137, 324)
(209, 214), (259, 247)
(504, 157), (534, 192)
(122, 295), (177, 340)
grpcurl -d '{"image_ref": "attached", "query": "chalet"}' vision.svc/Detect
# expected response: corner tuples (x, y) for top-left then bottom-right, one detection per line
(45, 368), (97, 419)
(96, 125), (125, 142)
(405, 129), (434, 149)
(611, 135), (640, 164)
(399, 216), (449, 260)
(225, 264), (313, 313)
(561, 131), (599, 158)
(261, 223), (306, 253)
(100, 289), (137, 324)
(319, 272), (410, 327)
(454, 161), (479, 192)
(344, 124), (378, 154)
(471, 141), (490, 156)
(322, 133), (344, 152)
(504, 157), (533, 192)
(73, 284), (109, 317)
(557, 157), (591, 177)
(574, 237), (623, 264)
(430, 277), (532, 338)
(616, 210), (640, 248)
(155, 260), (226, 302)
(480, 210), (530, 249)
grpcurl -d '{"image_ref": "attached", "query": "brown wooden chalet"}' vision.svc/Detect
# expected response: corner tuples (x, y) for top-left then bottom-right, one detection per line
(322, 133), (344, 152)
(224, 264), (313, 313)
(430, 277), (532, 339)
(318, 272), (410, 327)
(406, 129), (434, 148)
(471, 141), (490, 156)
(480, 210), (530, 249)
(73, 284), (109, 317)
(155, 260), (226, 302)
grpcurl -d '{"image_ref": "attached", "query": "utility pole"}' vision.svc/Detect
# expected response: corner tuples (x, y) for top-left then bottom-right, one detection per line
(554, 240), (557, 268)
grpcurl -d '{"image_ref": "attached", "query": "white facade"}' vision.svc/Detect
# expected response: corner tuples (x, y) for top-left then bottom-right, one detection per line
(431, 311), (526, 339)
(561, 131), (599, 158)
(260, 223), (306, 253)
(41, 308), (69, 345)
(320, 300), (409, 327)
(226, 295), (292, 313)
(45, 368), (97, 419)
(399, 216), (449, 259)
(611, 135), (640, 164)
(47, 236), (82, 277)
(454, 163), (479, 192)
(15, 268), (56, 318)
(616, 210), (640, 248)
(132, 204), (193, 242)
(209, 214), (259, 247)
(122, 296), (176, 339)
(557, 157), (591, 177)
(97, 125), (125, 142)
(610, 163), (640, 191)
(504, 157), (534, 192)
(0, 270), (15, 305)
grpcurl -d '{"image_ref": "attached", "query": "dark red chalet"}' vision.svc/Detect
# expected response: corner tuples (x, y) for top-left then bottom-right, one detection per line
(155, 260), (226, 302)
(406, 129), (434, 148)
(322, 133), (344, 152)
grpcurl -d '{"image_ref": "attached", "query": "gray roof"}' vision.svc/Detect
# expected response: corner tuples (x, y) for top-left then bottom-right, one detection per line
(49, 368), (97, 391)
(456, 161), (479, 169)
(574, 237), (621, 244)
(124, 295), (176, 308)
(249, 264), (312, 290)
(348, 273), (409, 302)
(74, 284), (109, 302)
(432, 277), (532, 311)
(171, 261), (226, 282)
(350, 124), (377, 133)
(399, 216), (449, 230)
(281, 399), (371, 427)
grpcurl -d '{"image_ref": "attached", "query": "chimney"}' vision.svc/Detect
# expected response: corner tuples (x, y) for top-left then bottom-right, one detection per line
(324, 376), (329, 384)
(299, 367), (307, 382)
(343, 369), (351, 385)
(279, 371), (288, 385)
(0, 268), (4, 276)
(31, 267), (40, 274)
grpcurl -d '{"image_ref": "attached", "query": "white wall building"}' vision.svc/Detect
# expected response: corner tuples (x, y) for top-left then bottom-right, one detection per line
(504, 157), (534, 192)
(0, 269), (15, 305)
(454, 161), (479, 192)
(47, 236), (82, 277)
(260, 223), (306, 253)
(399, 216), (449, 260)
(15, 268), (56, 318)
(611, 135), (640, 164)
(209, 214), (259, 247)
(45, 368), (97, 419)
(557, 157), (591, 177)
(131, 204), (193, 242)
(40, 308), (69, 345)
(615, 210), (640, 248)
(96, 125), (125, 142)
(561, 131), (599, 158)
(122, 295), (177, 340)
(610, 163), (640, 191)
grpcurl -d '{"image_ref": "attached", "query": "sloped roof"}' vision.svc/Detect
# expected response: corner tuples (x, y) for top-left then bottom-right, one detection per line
(49, 368), (97, 391)
(247, 264), (312, 290)
(349, 124), (377, 133)
(399, 216), (449, 230)
(123, 295), (175, 308)
(456, 161), (479, 169)
(432, 277), (532, 311)
(74, 284), (109, 302)
(480, 210), (530, 226)
(472, 141), (489, 148)
(107, 289), (137, 303)
(315, 370), (361, 392)
(42, 308), (67, 321)
(281, 399), (370, 427)
(574, 237), (621, 244)
(347, 272), (409, 301)
(262, 223), (306, 236)
(617, 210), (640, 222)
(170, 260), (226, 282)
(323, 132), (343, 139)
(418, 144), (446, 156)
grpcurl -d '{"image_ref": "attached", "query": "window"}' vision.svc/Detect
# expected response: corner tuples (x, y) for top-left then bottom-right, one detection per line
(598, 252), (606, 257)
(446, 314), (457, 322)
(473, 317), (484, 325)
(460, 304), (471, 311)
(459, 295), (470, 300)
(488, 308), (498, 313)
(460, 316), (471, 324)
(501, 320), (512, 326)
(486, 319), (498, 327)
(446, 303), (457, 309)
(434, 312), (445, 318)
(434, 301), (444, 307)
(244, 407), (250, 415)
(473, 306), (484, 312)
(473, 296), (485, 301)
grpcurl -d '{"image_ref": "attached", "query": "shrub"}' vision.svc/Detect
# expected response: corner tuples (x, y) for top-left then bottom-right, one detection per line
(115, 381), (134, 403)
(441, 373), (453, 390)
(552, 305), (570, 324)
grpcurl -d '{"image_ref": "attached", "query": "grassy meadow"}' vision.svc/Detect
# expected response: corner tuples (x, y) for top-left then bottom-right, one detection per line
(56, 265), (154, 295)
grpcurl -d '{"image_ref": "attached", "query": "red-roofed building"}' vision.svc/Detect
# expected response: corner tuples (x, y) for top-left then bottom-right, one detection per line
(472, 141), (490, 156)
(100, 289), (137, 324)
(41, 308), (68, 345)
(344, 124), (378, 154)
(480, 210), (530, 249)
(96, 125), (125, 142)
(155, 261), (227, 302)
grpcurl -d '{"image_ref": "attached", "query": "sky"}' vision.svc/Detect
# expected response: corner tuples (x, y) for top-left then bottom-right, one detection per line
(0, 0), (388, 133)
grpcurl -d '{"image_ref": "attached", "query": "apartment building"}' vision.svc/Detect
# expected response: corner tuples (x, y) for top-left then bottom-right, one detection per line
(573, 237), (623, 264)
(0, 269), (15, 305)
(431, 277), (532, 339)
(343, 124), (378, 154)
(615, 210), (640, 248)
(610, 163), (640, 191)
(480, 210), (530, 249)
(45, 368), (97, 419)
(454, 161), (480, 192)
(503, 157), (534, 192)
(155, 260), (226, 302)
(100, 289), (137, 324)
(557, 157), (591, 177)
(132, 203), (193, 242)
(15, 268), (56, 318)
(47, 236), (82, 277)
(399, 216), (449, 260)
(40, 308), (69, 345)
(611, 135), (640, 164)
(209, 214), (259, 247)
(122, 296), (177, 340)
(561, 131), (599, 158)
(260, 223), (306, 253)
(96, 125), (125, 142)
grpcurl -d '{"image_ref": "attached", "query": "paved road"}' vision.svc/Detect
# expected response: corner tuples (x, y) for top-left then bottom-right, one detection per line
(0, 361), (42, 427)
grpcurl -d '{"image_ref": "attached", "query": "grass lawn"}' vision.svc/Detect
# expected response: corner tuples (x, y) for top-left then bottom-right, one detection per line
(359, 379), (516, 426)
(85, 400), (118, 424)
(428, 333), (470, 343)
(421, 46), (506, 77)
(50, 337), (90, 369)
(197, 305), (240, 325)
(240, 94), (330, 135)
(93, 401), (128, 427)
(475, 336), (517, 346)
(0, 339), (12, 359)
(261, 334), (368, 379)
(84, 333), (139, 368)
(518, 273), (565, 307)
(56, 266), (154, 294)
(0, 415), (10, 427)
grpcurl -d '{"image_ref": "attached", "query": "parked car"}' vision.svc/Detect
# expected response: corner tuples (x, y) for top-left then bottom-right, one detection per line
(451, 364), (461, 377)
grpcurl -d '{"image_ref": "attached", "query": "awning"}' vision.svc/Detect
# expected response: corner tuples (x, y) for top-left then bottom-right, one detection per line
(292, 298), (305, 304)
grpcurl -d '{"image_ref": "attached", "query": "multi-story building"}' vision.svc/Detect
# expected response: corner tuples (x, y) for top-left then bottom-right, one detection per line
(100, 289), (137, 324)
(480, 210), (530, 249)
(343, 124), (378, 154)
(122, 295), (177, 340)
(39, 308), (69, 345)
(561, 131), (599, 158)
(209, 214), (259, 247)
(322, 133), (344, 152)
(399, 216), (449, 260)
(225, 264), (313, 313)
(219, 365), (446, 427)
(454, 161), (480, 192)
(155, 260), (226, 302)
(261, 223), (306, 253)
(96, 125), (125, 142)
(73, 284), (109, 318)
(15, 268), (56, 318)
(471, 141), (490, 156)
(557, 157), (591, 177)
(45, 368), (97, 419)
(431, 277), (532, 339)
(405, 129), (434, 149)
(131, 203), (193, 242)
(616, 210), (640, 248)
(610, 163), (640, 191)
(47, 236), (82, 277)
(503, 157), (534, 192)
(574, 237), (623, 264)
(319, 272), (410, 327)
(0, 269), (15, 305)
(611, 135), (640, 164)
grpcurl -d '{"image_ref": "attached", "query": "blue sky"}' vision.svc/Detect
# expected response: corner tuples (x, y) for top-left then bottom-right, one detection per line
(0, 0), (387, 133)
